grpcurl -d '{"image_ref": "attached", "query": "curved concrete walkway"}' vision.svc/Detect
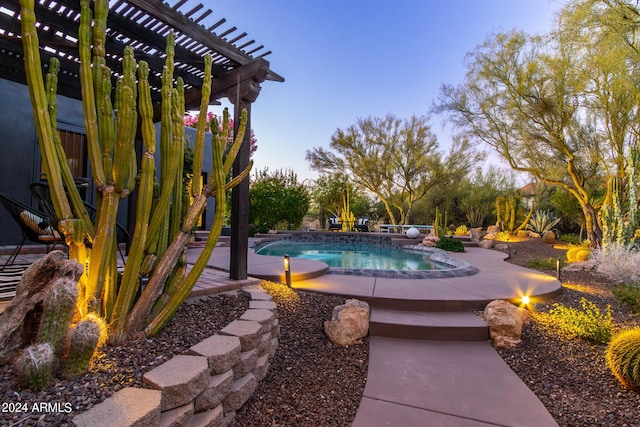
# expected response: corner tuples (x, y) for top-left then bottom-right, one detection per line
(187, 245), (561, 426)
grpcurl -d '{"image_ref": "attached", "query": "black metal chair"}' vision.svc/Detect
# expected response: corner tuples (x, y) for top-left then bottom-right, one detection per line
(327, 215), (342, 231)
(354, 216), (370, 232)
(0, 192), (66, 269)
(29, 183), (130, 263)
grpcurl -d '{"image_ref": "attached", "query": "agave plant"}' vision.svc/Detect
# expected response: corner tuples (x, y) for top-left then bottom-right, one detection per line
(526, 210), (561, 234)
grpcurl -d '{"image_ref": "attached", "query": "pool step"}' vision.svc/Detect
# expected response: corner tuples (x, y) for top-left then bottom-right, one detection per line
(369, 308), (489, 341)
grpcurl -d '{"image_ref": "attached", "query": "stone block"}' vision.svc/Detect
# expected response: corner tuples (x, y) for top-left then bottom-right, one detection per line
(159, 402), (194, 427)
(242, 287), (272, 301)
(258, 331), (272, 355)
(253, 353), (269, 381)
(193, 371), (234, 412)
(143, 355), (209, 411)
(223, 373), (258, 412)
(240, 309), (275, 333)
(269, 337), (279, 358)
(190, 404), (223, 427)
(233, 348), (258, 379)
(271, 319), (280, 338)
(249, 300), (277, 312)
(221, 411), (236, 427)
(73, 387), (161, 427)
(220, 320), (262, 351)
(188, 335), (241, 374)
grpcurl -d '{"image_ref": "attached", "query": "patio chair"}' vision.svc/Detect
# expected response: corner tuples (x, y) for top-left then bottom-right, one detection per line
(0, 192), (65, 270)
(29, 183), (130, 263)
(354, 216), (370, 232)
(327, 215), (342, 231)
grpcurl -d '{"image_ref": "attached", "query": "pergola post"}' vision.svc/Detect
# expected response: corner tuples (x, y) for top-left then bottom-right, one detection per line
(228, 79), (260, 279)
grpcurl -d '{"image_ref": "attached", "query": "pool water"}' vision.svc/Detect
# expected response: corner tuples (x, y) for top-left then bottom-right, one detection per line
(254, 241), (447, 271)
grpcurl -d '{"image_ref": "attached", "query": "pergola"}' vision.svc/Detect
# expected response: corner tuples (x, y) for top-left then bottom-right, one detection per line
(0, 0), (283, 279)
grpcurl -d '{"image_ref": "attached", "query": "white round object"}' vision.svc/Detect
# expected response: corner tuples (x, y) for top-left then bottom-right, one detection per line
(405, 227), (420, 239)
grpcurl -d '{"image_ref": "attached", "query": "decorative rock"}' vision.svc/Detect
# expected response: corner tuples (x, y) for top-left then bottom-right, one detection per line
(191, 404), (223, 427)
(486, 225), (499, 234)
(478, 239), (494, 249)
(0, 251), (83, 363)
(563, 260), (598, 272)
(494, 243), (509, 251)
(188, 335), (241, 375)
(194, 371), (234, 412)
(223, 373), (258, 412)
(469, 227), (486, 242)
(159, 402), (194, 427)
(405, 227), (420, 239)
(529, 232), (541, 238)
(73, 387), (161, 427)
(269, 337), (279, 358)
(143, 355), (209, 411)
(220, 320), (263, 351)
(324, 299), (370, 346)
(483, 300), (530, 349)
(233, 348), (259, 379)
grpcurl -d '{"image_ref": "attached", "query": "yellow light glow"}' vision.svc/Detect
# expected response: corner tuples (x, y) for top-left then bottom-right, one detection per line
(283, 254), (290, 272)
(521, 295), (531, 305)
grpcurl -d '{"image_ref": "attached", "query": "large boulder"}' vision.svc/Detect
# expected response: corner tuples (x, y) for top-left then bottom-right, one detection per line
(324, 299), (370, 346)
(478, 239), (494, 249)
(469, 227), (486, 242)
(482, 300), (530, 349)
(421, 233), (440, 247)
(0, 251), (83, 364)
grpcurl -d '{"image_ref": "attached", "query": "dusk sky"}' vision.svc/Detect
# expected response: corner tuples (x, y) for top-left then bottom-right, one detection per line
(197, 1), (566, 181)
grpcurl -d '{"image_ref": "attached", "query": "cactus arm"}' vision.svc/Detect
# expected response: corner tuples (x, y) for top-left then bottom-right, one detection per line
(222, 109), (248, 175)
(170, 81), (186, 240)
(113, 47), (137, 195)
(145, 106), (229, 336)
(84, 187), (118, 316)
(78, 0), (106, 188)
(515, 200), (535, 232)
(110, 61), (157, 337)
(191, 55), (212, 197)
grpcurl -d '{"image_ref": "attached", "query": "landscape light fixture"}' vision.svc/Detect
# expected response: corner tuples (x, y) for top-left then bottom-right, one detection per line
(283, 254), (291, 287)
(556, 258), (561, 282)
(521, 295), (531, 306)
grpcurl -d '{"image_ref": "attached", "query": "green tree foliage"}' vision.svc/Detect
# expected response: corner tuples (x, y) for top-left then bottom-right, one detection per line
(306, 114), (482, 225)
(249, 169), (310, 232)
(435, 0), (640, 244)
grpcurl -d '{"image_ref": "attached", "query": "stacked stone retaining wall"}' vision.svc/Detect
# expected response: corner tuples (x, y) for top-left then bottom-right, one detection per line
(73, 285), (278, 427)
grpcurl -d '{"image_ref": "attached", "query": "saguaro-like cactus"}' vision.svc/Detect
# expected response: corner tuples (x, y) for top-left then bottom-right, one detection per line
(19, 0), (251, 343)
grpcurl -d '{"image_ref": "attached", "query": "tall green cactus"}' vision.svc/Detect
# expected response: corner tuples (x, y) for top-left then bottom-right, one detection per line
(19, 0), (252, 344)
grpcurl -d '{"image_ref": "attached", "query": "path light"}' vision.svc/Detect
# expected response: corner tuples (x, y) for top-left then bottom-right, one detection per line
(556, 258), (561, 282)
(521, 295), (531, 306)
(283, 254), (291, 287)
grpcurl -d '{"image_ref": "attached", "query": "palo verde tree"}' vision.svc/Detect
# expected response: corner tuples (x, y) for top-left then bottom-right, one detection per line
(435, 0), (640, 244)
(19, 0), (251, 343)
(306, 114), (481, 225)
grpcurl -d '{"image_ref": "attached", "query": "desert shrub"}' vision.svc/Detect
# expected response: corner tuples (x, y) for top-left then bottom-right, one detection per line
(454, 224), (469, 236)
(612, 284), (640, 315)
(593, 243), (640, 284)
(435, 237), (465, 252)
(527, 210), (561, 234)
(566, 244), (591, 263)
(536, 298), (615, 344)
(526, 257), (557, 270)
(560, 233), (583, 245)
(495, 231), (511, 241)
(606, 328), (640, 390)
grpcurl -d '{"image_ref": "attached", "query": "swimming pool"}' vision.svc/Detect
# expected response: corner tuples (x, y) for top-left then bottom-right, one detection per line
(255, 241), (447, 271)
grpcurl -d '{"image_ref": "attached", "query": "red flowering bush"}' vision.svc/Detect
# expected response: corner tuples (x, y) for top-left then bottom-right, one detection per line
(183, 112), (257, 157)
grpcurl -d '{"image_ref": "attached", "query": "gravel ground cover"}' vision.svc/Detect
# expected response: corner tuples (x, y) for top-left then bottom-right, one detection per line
(498, 238), (640, 426)
(1, 237), (640, 426)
